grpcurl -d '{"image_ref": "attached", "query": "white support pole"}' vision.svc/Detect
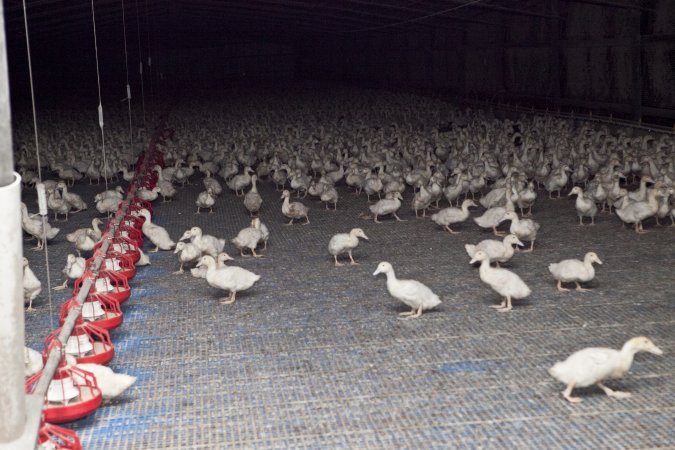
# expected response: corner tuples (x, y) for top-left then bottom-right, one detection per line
(0, 1), (27, 444)
(0, 176), (25, 444)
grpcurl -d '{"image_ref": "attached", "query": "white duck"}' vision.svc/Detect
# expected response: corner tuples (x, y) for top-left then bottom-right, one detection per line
(24, 346), (44, 377)
(196, 254), (261, 304)
(548, 252), (603, 292)
(66, 218), (103, 244)
(74, 229), (98, 257)
(66, 355), (136, 401)
(615, 186), (662, 233)
(57, 181), (87, 212)
(136, 209), (175, 252)
(464, 234), (523, 267)
(499, 211), (540, 252)
(549, 337), (663, 403)
(179, 226), (225, 258)
(328, 228), (369, 266)
(369, 192), (404, 223)
(430, 199), (476, 234)
(136, 248), (151, 266)
(20, 203), (60, 250)
(195, 188), (216, 213)
(23, 257), (42, 311)
(469, 250), (531, 312)
(373, 261), (441, 318)
(173, 241), (202, 274)
(281, 189), (310, 225)
(231, 223), (264, 257)
(244, 174), (262, 216)
(568, 186), (598, 225)
(53, 254), (86, 291)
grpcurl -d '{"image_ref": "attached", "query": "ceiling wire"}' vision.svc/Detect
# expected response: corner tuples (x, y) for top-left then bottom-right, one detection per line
(341, 0), (485, 33)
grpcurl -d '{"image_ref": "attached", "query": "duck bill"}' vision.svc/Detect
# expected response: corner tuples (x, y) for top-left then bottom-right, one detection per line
(596, 259), (603, 265)
(196, 261), (203, 268)
(173, 247), (180, 254)
(362, 235), (369, 240)
(372, 269), (381, 276)
(469, 257), (478, 265)
(179, 232), (191, 241)
(516, 240), (525, 247)
(648, 345), (663, 356)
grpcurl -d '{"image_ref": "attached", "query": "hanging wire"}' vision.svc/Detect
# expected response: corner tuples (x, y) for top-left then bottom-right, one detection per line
(91, 0), (109, 190)
(135, 0), (146, 131)
(342, 0), (485, 33)
(121, 0), (134, 152)
(22, 0), (54, 327)
(144, 0), (154, 125)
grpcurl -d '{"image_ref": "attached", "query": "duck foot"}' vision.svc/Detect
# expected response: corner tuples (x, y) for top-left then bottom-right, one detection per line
(557, 281), (571, 292)
(220, 293), (236, 305)
(172, 269), (184, 275)
(444, 226), (459, 234)
(575, 282), (591, 292)
(334, 261), (345, 267)
(52, 283), (68, 291)
(150, 246), (159, 253)
(597, 382), (631, 399)
(563, 384), (582, 404)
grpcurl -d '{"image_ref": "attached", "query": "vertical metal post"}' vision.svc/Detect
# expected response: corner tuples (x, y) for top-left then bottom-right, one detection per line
(549, 0), (561, 109)
(0, 2), (26, 443)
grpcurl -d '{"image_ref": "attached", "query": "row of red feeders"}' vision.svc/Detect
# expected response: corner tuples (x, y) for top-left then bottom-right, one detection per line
(28, 131), (166, 431)
(26, 342), (102, 424)
(39, 422), (83, 449)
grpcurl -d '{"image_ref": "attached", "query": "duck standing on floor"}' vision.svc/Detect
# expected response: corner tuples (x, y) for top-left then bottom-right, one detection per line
(66, 218), (103, 244)
(244, 174), (263, 216)
(469, 250), (531, 312)
(369, 192), (404, 223)
(430, 199), (477, 234)
(173, 242), (202, 274)
(20, 203), (59, 250)
(195, 188), (216, 213)
(179, 226), (225, 258)
(231, 221), (264, 257)
(136, 208), (175, 252)
(464, 234), (523, 267)
(568, 186), (598, 225)
(280, 189), (310, 225)
(53, 254), (86, 291)
(499, 211), (540, 252)
(23, 257), (42, 311)
(548, 252), (602, 292)
(373, 262), (441, 318)
(549, 337), (663, 403)
(328, 228), (369, 266)
(196, 254), (261, 304)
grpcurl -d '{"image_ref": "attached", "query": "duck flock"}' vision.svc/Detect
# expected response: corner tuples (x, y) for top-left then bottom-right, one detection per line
(16, 89), (671, 415)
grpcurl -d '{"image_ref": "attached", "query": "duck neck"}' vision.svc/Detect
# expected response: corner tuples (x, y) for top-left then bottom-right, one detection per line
(478, 258), (492, 275)
(618, 343), (638, 371)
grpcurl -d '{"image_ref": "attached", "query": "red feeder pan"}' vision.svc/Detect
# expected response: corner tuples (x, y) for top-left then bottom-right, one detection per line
(26, 345), (102, 424)
(116, 225), (143, 247)
(38, 422), (83, 450)
(74, 270), (131, 304)
(60, 293), (123, 331)
(86, 250), (136, 280)
(93, 234), (140, 264)
(120, 213), (145, 230)
(44, 318), (114, 365)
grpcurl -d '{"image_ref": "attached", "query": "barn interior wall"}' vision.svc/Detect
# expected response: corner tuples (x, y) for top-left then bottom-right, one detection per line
(298, 0), (675, 121)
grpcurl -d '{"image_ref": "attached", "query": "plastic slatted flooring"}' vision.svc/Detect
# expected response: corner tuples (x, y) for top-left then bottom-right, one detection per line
(23, 175), (674, 449)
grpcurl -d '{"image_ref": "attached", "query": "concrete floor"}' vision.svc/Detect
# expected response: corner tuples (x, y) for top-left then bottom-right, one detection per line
(24, 170), (674, 449)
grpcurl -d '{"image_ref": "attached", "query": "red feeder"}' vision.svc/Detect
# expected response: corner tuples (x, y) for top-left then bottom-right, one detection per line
(38, 422), (83, 450)
(93, 234), (140, 264)
(74, 270), (131, 304)
(44, 318), (114, 365)
(86, 250), (136, 280)
(127, 198), (153, 215)
(26, 343), (102, 424)
(116, 225), (143, 247)
(60, 293), (123, 331)
(119, 213), (145, 231)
